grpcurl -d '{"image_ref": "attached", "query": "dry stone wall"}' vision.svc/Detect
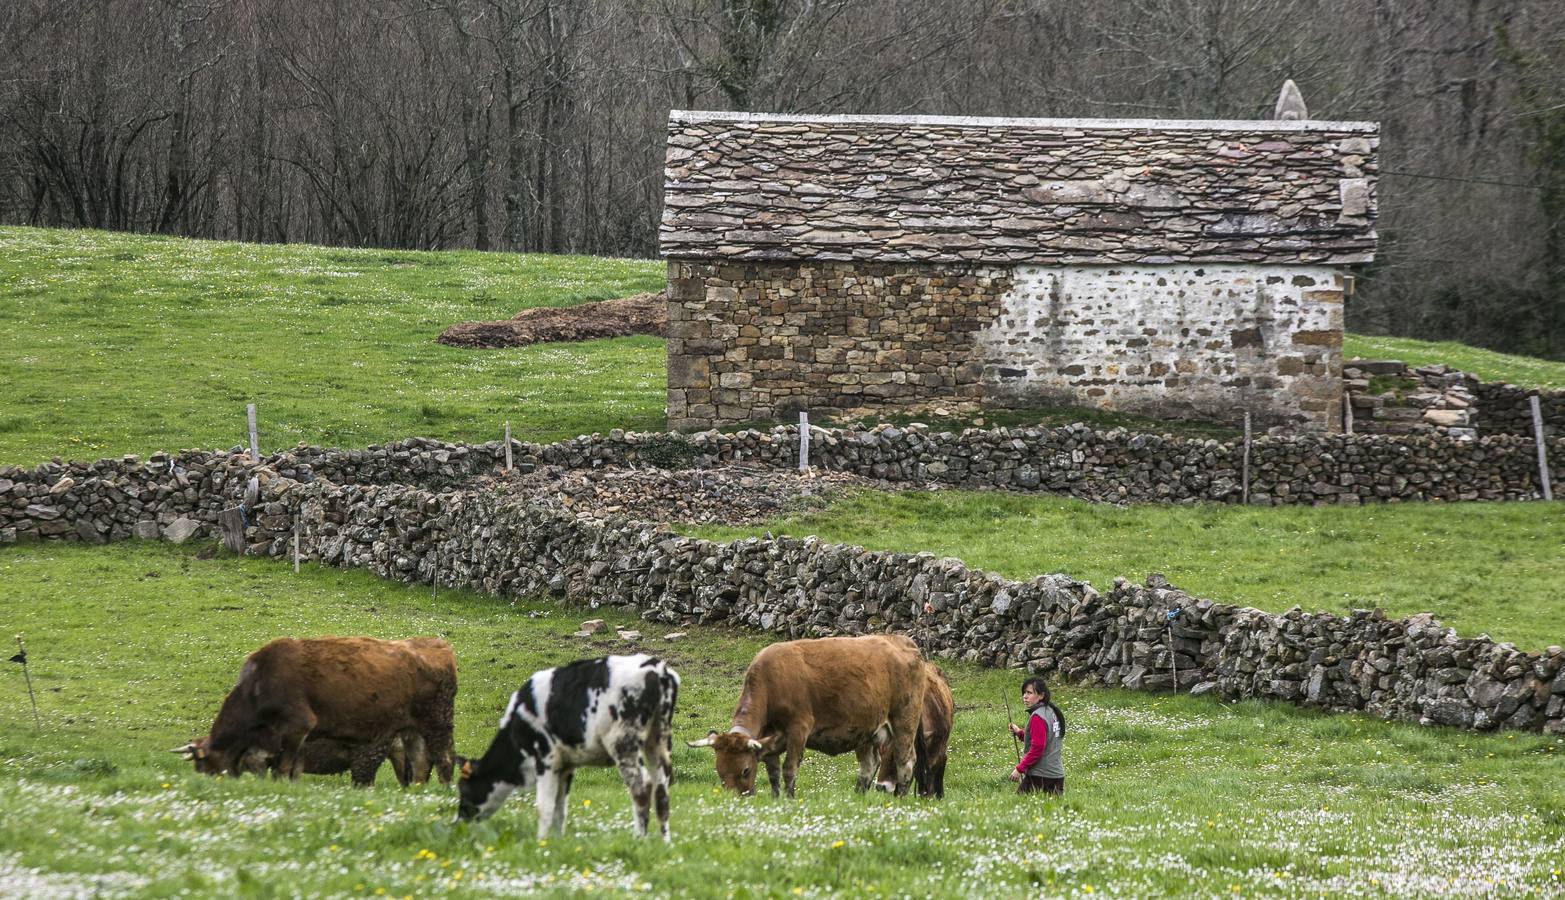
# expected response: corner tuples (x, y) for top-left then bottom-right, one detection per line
(2, 438), (1560, 735)
(3, 421), (1561, 550)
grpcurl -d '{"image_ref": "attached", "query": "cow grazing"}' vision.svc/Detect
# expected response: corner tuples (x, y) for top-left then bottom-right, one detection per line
(689, 634), (926, 798)
(455, 654), (680, 841)
(875, 661), (953, 798)
(177, 636), (457, 786)
(232, 729), (430, 786)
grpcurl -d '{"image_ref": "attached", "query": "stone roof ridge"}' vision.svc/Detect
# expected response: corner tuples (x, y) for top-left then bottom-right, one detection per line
(668, 108), (1380, 134)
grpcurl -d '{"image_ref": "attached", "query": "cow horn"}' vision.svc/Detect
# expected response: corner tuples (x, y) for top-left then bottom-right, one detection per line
(746, 739), (764, 752)
(685, 730), (720, 749)
(170, 742), (199, 758)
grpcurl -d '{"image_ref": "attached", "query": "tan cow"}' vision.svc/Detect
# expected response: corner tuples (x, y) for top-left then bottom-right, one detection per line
(875, 661), (954, 798)
(689, 634), (926, 797)
(176, 636), (456, 785)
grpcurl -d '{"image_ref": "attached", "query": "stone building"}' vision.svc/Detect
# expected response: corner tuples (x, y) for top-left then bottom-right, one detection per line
(661, 110), (1378, 431)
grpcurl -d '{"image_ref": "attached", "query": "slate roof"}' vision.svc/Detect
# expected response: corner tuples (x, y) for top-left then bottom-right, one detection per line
(661, 111), (1377, 265)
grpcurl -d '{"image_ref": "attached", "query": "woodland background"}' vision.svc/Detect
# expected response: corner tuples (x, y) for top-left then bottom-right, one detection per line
(2, 0), (1563, 358)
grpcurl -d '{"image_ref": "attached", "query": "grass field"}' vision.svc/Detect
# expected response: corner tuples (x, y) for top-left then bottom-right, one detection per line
(5, 227), (1565, 897)
(1345, 334), (1565, 391)
(0, 226), (665, 464)
(691, 492), (1565, 651)
(1, 542), (1561, 898)
(6, 226), (1565, 467)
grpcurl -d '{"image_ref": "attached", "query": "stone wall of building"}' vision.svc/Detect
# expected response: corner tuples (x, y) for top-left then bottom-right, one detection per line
(667, 260), (1013, 428)
(979, 264), (1343, 429)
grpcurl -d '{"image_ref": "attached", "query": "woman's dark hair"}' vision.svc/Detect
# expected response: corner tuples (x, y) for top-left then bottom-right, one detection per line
(1021, 676), (1066, 737)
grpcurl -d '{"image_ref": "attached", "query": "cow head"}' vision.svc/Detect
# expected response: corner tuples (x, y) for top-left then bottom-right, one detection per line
(172, 737), (234, 776)
(687, 730), (771, 795)
(454, 753), (524, 822)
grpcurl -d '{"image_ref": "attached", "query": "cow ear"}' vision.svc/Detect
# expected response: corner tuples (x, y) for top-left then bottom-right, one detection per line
(685, 730), (719, 749)
(458, 757), (473, 780)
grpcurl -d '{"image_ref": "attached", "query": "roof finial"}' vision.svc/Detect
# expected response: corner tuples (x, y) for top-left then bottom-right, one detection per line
(1274, 80), (1308, 121)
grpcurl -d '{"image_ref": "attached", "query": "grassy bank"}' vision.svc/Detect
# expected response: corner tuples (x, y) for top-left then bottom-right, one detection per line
(690, 491), (1565, 651)
(1, 541), (1561, 897)
(0, 226), (665, 464)
(7, 226), (1565, 468)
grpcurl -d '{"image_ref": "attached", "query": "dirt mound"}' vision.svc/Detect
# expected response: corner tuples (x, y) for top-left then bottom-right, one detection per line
(438, 292), (666, 348)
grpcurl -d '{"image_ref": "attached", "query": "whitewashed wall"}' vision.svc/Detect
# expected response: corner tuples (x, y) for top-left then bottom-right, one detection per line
(976, 264), (1345, 430)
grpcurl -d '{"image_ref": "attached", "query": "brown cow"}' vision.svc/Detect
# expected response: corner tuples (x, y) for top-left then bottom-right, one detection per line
(689, 634), (926, 798)
(176, 636), (456, 785)
(231, 729), (431, 786)
(874, 661), (953, 798)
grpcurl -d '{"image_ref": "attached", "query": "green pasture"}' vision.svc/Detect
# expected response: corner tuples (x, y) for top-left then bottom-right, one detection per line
(6, 225), (1565, 467)
(4, 227), (1565, 896)
(691, 492), (1565, 651)
(1, 542), (1561, 898)
(0, 226), (666, 464)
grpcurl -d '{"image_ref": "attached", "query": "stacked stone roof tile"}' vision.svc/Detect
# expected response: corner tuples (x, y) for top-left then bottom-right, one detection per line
(661, 111), (1378, 265)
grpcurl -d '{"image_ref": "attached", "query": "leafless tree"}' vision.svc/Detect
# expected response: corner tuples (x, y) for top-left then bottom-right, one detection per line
(2, 0), (1561, 356)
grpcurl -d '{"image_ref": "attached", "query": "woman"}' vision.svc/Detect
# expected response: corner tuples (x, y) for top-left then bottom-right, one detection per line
(1007, 677), (1066, 795)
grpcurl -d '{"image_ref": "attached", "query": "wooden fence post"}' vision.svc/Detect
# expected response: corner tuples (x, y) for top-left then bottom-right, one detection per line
(1531, 395), (1554, 501)
(247, 403), (259, 462)
(798, 411), (810, 472)
(1343, 393), (1354, 435)
(504, 420), (513, 472)
(1241, 411), (1252, 504)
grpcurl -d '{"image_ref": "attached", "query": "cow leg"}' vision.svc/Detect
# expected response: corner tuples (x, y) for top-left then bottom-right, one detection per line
(646, 731), (673, 842)
(614, 736), (652, 839)
(891, 705), (921, 797)
(535, 769), (565, 838)
(552, 769), (573, 835)
(350, 742), (388, 787)
(854, 743), (878, 793)
(763, 754), (783, 798)
(782, 726), (810, 799)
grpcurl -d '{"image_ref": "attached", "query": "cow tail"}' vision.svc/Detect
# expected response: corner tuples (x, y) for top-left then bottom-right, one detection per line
(912, 720), (929, 792)
(659, 665), (680, 777)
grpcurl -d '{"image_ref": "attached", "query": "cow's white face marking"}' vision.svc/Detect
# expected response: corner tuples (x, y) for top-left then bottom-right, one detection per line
(457, 779), (517, 822)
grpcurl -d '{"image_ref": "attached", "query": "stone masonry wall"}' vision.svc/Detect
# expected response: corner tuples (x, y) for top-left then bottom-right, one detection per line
(4, 423), (1560, 550)
(1343, 358), (1564, 439)
(667, 260), (1013, 428)
(979, 264), (1343, 430)
(3, 456), (1559, 735)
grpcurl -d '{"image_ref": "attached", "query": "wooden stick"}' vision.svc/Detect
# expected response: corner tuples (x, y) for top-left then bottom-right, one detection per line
(247, 403), (259, 462)
(293, 523), (301, 574)
(1002, 689), (1022, 763)
(1343, 393), (1354, 435)
(1532, 395), (1554, 501)
(1241, 411), (1252, 504)
(12, 635), (39, 731)
(798, 411), (810, 471)
(504, 420), (513, 472)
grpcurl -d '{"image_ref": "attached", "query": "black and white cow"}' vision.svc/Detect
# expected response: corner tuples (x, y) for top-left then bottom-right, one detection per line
(455, 654), (680, 841)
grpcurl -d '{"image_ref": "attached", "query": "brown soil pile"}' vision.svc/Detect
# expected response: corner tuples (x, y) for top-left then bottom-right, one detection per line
(437, 292), (666, 348)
